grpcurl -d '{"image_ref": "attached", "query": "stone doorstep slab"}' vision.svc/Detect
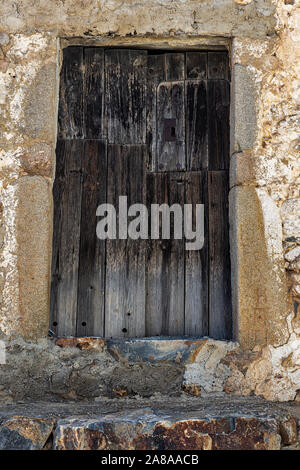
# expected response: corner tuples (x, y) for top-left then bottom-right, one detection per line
(54, 336), (234, 364)
(0, 396), (298, 450)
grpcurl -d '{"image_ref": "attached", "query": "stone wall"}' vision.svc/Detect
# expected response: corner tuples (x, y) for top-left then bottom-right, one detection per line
(0, 0), (299, 402)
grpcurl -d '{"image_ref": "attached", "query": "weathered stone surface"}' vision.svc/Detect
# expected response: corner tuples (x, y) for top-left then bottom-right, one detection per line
(54, 413), (281, 450)
(0, 336), (187, 400)
(0, 1), (276, 38)
(0, 33), (58, 150)
(282, 199), (300, 239)
(0, 33), (9, 46)
(223, 313), (300, 401)
(285, 246), (300, 263)
(15, 176), (52, 340)
(183, 340), (237, 393)
(18, 142), (54, 177)
(52, 402), (293, 450)
(105, 363), (184, 398)
(0, 333), (299, 402)
(0, 175), (52, 340)
(55, 337), (106, 352)
(290, 274), (300, 299)
(231, 65), (257, 152)
(107, 338), (226, 364)
(0, 395), (297, 450)
(0, 416), (54, 450)
(279, 417), (298, 445)
(229, 186), (290, 349)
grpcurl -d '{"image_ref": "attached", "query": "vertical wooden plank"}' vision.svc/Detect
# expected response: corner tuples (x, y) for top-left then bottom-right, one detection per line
(208, 80), (230, 170)
(186, 52), (207, 79)
(58, 47), (84, 139)
(76, 140), (107, 337)
(105, 49), (147, 144)
(184, 172), (208, 336)
(147, 54), (165, 170)
(165, 53), (185, 81)
(157, 81), (185, 171)
(208, 51), (229, 80)
(146, 172), (185, 336)
(208, 171), (232, 340)
(185, 80), (208, 170)
(83, 48), (105, 139)
(105, 144), (146, 338)
(50, 140), (83, 336)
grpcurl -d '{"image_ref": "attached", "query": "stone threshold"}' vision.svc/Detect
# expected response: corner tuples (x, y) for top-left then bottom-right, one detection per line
(0, 396), (299, 450)
(54, 336), (235, 364)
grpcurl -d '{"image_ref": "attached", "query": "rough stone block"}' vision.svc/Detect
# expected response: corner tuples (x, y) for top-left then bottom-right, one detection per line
(0, 416), (54, 450)
(55, 337), (105, 352)
(0, 1), (276, 38)
(53, 409), (283, 450)
(229, 186), (290, 348)
(22, 61), (57, 142)
(281, 198), (300, 239)
(16, 176), (52, 340)
(19, 142), (54, 178)
(230, 151), (255, 187)
(0, 396), (297, 450)
(231, 65), (257, 153)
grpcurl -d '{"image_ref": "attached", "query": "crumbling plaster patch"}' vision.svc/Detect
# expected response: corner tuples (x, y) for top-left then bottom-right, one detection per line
(0, 0), (298, 402)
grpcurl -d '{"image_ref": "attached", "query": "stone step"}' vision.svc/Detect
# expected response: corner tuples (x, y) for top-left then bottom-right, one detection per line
(0, 396), (299, 450)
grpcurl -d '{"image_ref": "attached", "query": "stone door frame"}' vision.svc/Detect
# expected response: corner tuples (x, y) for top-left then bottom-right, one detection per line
(0, 35), (290, 349)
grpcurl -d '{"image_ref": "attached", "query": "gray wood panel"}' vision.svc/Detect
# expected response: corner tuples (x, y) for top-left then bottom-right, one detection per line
(58, 47), (84, 139)
(185, 80), (208, 170)
(147, 54), (165, 170)
(52, 47), (232, 340)
(50, 140), (83, 336)
(76, 140), (107, 337)
(105, 49), (147, 144)
(208, 79), (230, 170)
(184, 172), (208, 336)
(156, 81), (185, 171)
(208, 51), (229, 80)
(105, 144), (146, 338)
(208, 171), (232, 340)
(146, 172), (185, 336)
(186, 52), (207, 79)
(83, 48), (105, 139)
(165, 53), (185, 81)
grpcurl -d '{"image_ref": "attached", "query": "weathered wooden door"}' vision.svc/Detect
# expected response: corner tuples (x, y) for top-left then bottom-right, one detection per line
(50, 47), (231, 339)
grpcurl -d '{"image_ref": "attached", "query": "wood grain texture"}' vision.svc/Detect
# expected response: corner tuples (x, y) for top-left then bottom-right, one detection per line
(185, 80), (208, 170)
(186, 52), (207, 79)
(50, 140), (83, 336)
(147, 54), (165, 170)
(76, 140), (107, 337)
(157, 81), (185, 171)
(208, 171), (232, 340)
(208, 51), (229, 80)
(208, 79), (230, 170)
(146, 172), (185, 336)
(58, 47), (84, 139)
(52, 47), (232, 340)
(165, 53), (185, 81)
(105, 49), (147, 144)
(184, 171), (208, 336)
(83, 48), (105, 139)
(105, 144), (147, 338)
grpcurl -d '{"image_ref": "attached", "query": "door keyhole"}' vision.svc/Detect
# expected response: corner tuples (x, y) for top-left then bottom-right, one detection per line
(163, 118), (177, 142)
